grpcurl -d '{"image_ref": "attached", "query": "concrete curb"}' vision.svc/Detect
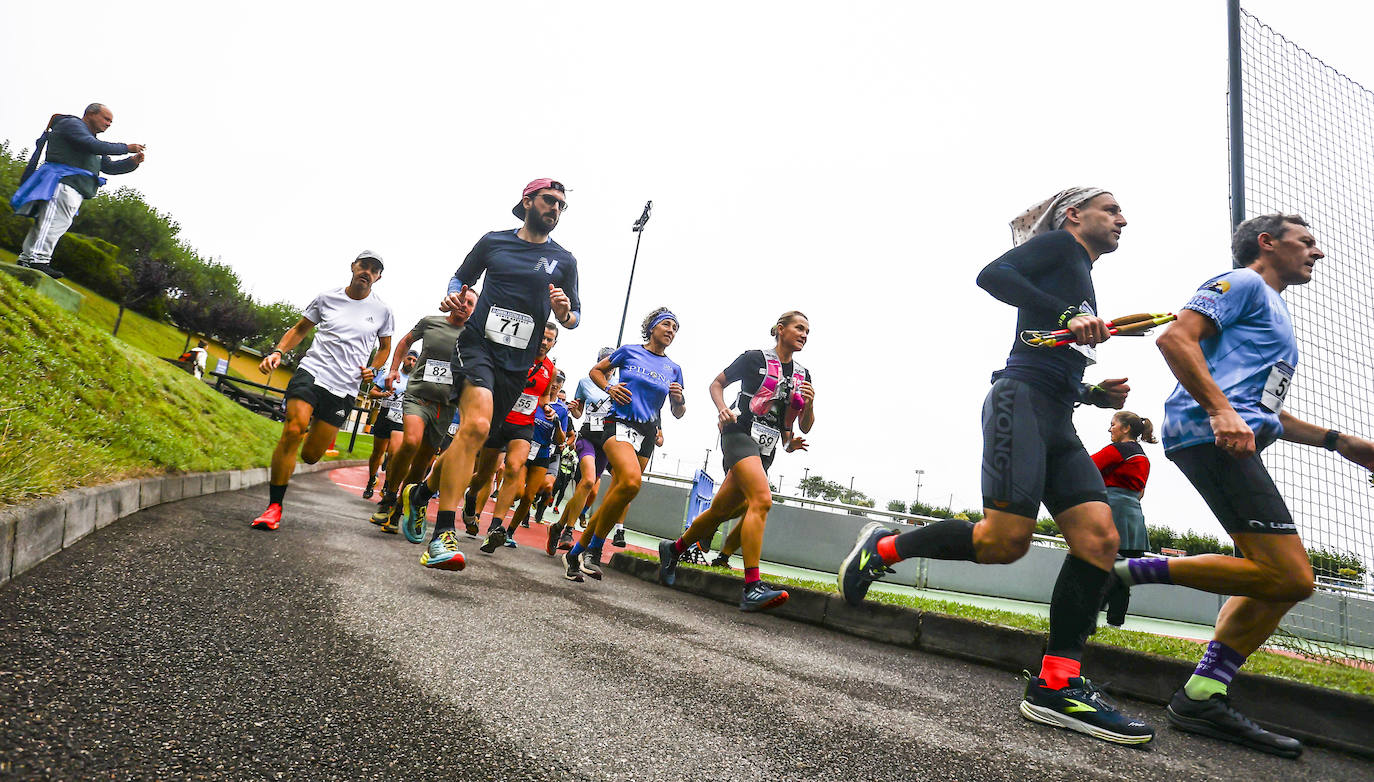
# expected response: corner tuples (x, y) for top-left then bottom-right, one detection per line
(609, 553), (1374, 758)
(0, 459), (366, 587)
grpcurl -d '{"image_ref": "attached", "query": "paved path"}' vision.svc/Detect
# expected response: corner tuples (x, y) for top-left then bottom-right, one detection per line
(2, 469), (1369, 780)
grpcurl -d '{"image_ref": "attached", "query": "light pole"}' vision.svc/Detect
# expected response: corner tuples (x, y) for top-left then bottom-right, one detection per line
(615, 201), (653, 347)
(914, 468), (925, 505)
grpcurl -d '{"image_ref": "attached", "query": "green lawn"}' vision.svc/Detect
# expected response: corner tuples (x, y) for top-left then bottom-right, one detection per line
(0, 271), (290, 505)
(629, 551), (1374, 697)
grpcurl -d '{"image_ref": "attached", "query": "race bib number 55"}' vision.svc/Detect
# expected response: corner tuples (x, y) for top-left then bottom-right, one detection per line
(485, 306), (535, 349)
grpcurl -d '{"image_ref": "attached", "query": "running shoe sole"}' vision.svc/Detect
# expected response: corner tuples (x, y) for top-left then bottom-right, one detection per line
(249, 520), (278, 531)
(562, 552), (584, 582)
(422, 554), (467, 572)
(740, 590), (790, 612)
(1165, 704), (1301, 758)
(1019, 700), (1154, 745)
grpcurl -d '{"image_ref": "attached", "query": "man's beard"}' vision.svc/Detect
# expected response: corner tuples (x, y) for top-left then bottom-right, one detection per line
(527, 209), (558, 235)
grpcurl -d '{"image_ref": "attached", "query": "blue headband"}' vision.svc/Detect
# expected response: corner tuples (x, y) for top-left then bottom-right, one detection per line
(649, 311), (678, 334)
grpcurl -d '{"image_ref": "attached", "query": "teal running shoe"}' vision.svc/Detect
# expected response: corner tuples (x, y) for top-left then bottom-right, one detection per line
(420, 530), (466, 571)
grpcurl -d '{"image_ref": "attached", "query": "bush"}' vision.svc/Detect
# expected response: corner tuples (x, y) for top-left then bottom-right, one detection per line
(1309, 547), (1366, 579)
(1173, 530), (1234, 556)
(51, 232), (124, 298)
(1035, 517), (1060, 537)
(886, 500), (908, 514)
(1146, 524), (1175, 553)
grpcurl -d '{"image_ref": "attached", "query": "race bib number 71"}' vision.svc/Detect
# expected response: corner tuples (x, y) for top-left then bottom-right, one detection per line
(485, 306), (534, 349)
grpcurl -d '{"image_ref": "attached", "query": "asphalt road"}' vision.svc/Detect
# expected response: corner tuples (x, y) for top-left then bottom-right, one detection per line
(2, 469), (1369, 781)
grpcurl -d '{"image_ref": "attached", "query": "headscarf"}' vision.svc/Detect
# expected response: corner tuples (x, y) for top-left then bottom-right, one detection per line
(648, 310), (678, 334)
(1009, 187), (1108, 246)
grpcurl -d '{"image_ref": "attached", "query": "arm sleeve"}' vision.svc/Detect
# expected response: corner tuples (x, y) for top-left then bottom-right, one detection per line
(377, 307), (395, 338)
(53, 118), (130, 156)
(407, 318), (429, 344)
(100, 155), (140, 175)
(302, 295), (324, 324)
(722, 351), (759, 385)
(975, 232), (1078, 315)
(449, 234), (490, 294)
(608, 346), (632, 370)
(1180, 270), (1258, 332)
(562, 258), (581, 327)
(1091, 444), (1123, 474)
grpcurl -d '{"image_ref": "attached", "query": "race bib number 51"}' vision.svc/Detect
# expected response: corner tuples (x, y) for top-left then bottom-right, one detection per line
(1261, 360), (1294, 413)
(485, 306), (535, 349)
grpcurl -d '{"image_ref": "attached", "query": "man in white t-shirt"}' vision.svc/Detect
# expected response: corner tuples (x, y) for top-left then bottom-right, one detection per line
(250, 250), (395, 530)
(189, 341), (209, 379)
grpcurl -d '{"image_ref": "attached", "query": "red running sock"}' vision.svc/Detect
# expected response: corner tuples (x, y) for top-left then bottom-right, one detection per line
(1038, 655), (1081, 690)
(744, 567), (760, 584)
(876, 534), (900, 565)
(672, 538), (687, 555)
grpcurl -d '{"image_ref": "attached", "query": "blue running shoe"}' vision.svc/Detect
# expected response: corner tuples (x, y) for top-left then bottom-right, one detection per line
(1019, 673), (1154, 745)
(837, 521), (896, 607)
(420, 530), (466, 571)
(740, 581), (789, 612)
(503, 533), (518, 549)
(400, 483), (429, 536)
(657, 539), (680, 586)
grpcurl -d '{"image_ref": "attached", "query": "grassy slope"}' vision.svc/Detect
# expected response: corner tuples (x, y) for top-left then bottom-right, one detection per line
(0, 271), (293, 505)
(629, 551), (1374, 697)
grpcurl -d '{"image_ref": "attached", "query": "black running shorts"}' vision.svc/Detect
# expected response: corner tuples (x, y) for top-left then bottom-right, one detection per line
(603, 416), (656, 460)
(452, 330), (526, 435)
(721, 430), (776, 474)
(485, 420), (535, 450)
(285, 368), (352, 429)
(1168, 443), (1297, 535)
(980, 377), (1107, 518)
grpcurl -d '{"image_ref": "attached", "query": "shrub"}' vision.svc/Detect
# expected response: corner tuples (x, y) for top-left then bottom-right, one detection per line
(51, 232), (124, 298)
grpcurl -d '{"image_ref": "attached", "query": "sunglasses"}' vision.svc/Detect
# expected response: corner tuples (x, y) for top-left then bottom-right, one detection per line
(536, 193), (568, 211)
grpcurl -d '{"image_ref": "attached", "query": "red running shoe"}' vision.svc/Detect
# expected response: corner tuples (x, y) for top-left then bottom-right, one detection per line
(251, 503), (283, 531)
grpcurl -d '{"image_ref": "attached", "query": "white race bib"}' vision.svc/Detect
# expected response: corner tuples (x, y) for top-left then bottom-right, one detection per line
(615, 422), (645, 450)
(421, 358), (453, 385)
(512, 392), (539, 416)
(447, 423), (459, 436)
(485, 306), (535, 349)
(751, 420), (781, 457)
(1261, 360), (1295, 414)
(385, 405), (403, 423)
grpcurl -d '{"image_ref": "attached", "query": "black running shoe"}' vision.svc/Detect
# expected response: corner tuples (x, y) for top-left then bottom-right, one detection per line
(1166, 687), (1301, 758)
(1019, 673), (1154, 745)
(557, 526), (574, 551)
(740, 581), (789, 612)
(562, 550), (584, 582)
(612, 528), (627, 548)
(520, 518), (530, 528)
(363, 476), (377, 499)
(462, 512), (480, 538)
(479, 525), (506, 554)
(837, 521), (896, 607)
(657, 539), (680, 586)
(710, 553), (731, 568)
(580, 549), (603, 580)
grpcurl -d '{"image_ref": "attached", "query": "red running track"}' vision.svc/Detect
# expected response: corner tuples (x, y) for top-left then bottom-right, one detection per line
(329, 464), (658, 557)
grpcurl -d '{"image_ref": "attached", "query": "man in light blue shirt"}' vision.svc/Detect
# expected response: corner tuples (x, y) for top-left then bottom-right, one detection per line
(1115, 213), (1374, 757)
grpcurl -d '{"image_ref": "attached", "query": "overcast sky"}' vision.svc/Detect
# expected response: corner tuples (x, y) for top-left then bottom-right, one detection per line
(4, 1), (1372, 546)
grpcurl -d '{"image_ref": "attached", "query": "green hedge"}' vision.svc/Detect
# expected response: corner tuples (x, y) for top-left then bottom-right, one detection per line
(51, 232), (124, 299)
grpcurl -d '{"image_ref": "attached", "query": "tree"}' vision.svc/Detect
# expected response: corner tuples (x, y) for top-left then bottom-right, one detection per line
(886, 499), (908, 513)
(208, 294), (263, 365)
(797, 475), (828, 499)
(111, 251), (173, 338)
(250, 300), (313, 364)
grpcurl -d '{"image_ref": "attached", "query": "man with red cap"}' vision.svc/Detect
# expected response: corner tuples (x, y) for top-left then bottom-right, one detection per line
(398, 179), (581, 572)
